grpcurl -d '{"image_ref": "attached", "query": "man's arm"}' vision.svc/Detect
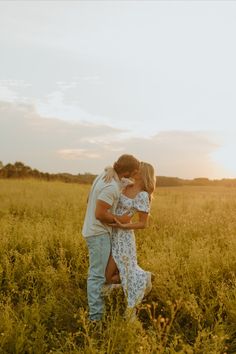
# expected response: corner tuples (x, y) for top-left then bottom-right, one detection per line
(95, 200), (131, 224)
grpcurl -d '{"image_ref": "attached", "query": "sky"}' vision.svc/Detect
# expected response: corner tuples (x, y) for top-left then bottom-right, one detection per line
(0, 0), (235, 179)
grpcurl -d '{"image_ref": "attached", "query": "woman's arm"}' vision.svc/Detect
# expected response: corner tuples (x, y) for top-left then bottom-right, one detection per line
(103, 166), (116, 183)
(109, 211), (149, 230)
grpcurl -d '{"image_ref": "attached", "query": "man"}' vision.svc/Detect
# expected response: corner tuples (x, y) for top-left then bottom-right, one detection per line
(82, 154), (140, 321)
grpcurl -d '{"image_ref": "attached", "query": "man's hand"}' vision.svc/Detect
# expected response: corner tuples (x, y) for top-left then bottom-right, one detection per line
(103, 166), (115, 183)
(116, 213), (132, 224)
(108, 217), (130, 229)
(95, 200), (132, 225)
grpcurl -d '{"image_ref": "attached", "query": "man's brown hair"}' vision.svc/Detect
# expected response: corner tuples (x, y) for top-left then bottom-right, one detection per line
(113, 154), (140, 174)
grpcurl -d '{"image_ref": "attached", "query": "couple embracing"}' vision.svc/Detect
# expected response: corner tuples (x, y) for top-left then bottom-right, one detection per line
(82, 154), (156, 321)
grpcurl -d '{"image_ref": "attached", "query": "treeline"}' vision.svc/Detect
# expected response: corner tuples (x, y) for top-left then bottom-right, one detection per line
(156, 176), (236, 187)
(1, 161), (236, 187)
(0, 161), (96, 184)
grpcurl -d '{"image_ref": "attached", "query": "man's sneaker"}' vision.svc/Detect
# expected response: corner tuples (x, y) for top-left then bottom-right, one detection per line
(144, 271), (154, 297)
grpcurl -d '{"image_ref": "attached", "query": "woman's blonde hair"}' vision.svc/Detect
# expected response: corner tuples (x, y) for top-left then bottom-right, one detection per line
(140, 162), (156, 200)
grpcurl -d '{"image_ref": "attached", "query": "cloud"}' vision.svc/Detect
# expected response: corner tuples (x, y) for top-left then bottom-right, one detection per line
(0, 101), (123, 173)
(0, 80), (32, 104)
(0, 101), (227, 178)
(58, 149), (101, 160)
(116, 131), (222, 179)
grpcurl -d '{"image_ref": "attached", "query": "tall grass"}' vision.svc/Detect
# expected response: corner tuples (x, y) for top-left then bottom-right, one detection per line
(0, 180), (236, 353)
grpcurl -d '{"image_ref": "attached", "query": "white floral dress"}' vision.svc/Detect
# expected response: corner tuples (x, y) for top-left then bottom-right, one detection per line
(112, 191), (150, 308)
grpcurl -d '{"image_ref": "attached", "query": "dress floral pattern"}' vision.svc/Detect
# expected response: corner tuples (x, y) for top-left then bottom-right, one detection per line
(112, 191), (150, 308)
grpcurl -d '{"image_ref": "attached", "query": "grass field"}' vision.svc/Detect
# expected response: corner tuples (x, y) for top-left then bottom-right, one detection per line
(0, 179), (236, 353)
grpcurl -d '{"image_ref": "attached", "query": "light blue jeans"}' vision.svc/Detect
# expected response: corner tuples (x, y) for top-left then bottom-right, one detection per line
(86, 234), (111, 321)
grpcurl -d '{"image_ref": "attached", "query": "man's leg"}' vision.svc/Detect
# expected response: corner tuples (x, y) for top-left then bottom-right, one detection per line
(86, 234), (111, 321)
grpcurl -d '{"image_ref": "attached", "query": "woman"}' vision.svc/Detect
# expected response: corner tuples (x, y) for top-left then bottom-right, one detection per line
(104, 162), (156, 310)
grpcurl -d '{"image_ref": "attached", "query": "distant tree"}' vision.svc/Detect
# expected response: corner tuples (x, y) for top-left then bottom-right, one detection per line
(14, 161), (25, 169)
(14, 161), (25, 177)
(3, 163), (15, 178)
(191, 178), (210, 186)
(44, 172), (50, 181)
(0, 160), (236, 187)
(156, 176), (183, 187)
(31, 169), (40, 178)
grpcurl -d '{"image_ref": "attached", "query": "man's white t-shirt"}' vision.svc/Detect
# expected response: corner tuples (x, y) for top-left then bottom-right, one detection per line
(82, 172), (121, 238)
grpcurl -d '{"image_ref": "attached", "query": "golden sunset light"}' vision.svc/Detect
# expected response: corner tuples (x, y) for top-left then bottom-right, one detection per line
(1, 1), (235, 178)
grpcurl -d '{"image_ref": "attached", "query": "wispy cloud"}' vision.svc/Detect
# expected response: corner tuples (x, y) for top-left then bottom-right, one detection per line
(58, 149), (101, 160)
(0, 80), (32, 103)
(0, 101), (122, 173)
(0, 101), (227, 178)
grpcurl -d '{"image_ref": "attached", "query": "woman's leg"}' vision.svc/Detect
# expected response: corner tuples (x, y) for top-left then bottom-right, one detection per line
(105, 254), (121, 284)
